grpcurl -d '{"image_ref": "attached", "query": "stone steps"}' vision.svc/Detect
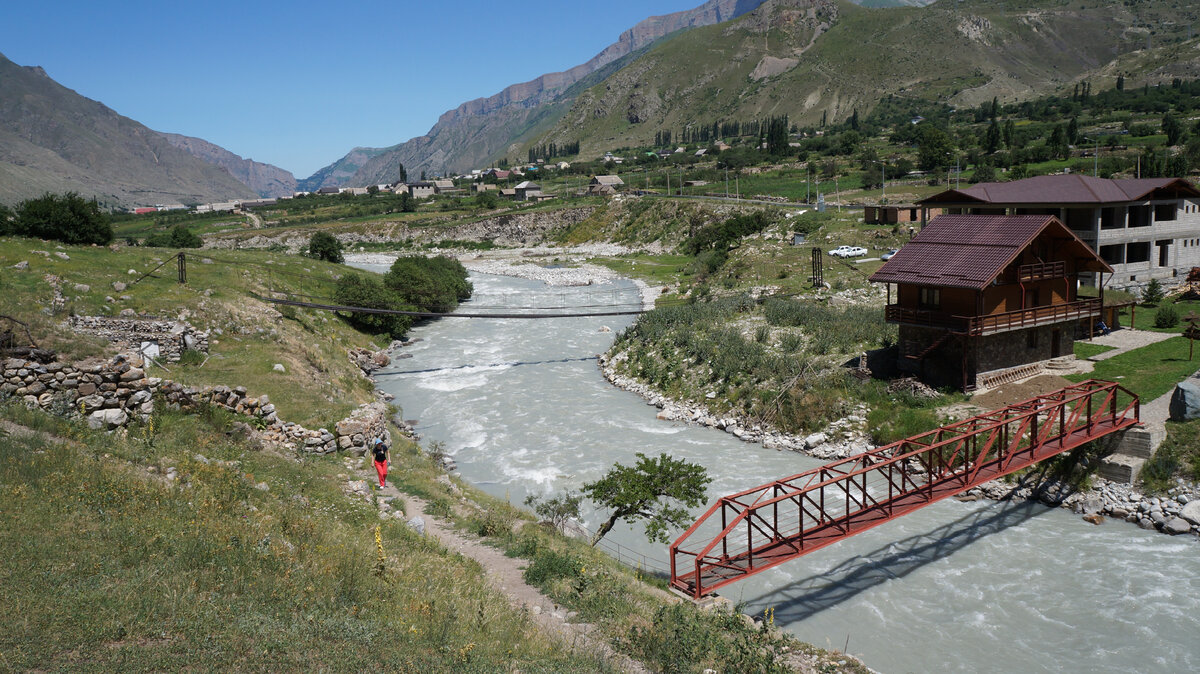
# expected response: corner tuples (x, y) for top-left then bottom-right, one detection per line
(1099, 454), (1145, 484)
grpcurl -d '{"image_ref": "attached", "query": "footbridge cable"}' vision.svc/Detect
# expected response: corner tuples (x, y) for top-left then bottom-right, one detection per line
(251, 293), (648, 319)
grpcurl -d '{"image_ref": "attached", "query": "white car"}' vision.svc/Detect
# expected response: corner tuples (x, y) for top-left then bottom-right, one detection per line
(828, 245), (868, 258)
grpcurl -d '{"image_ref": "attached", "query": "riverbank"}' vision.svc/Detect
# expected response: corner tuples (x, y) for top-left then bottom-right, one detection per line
(599, 340), (1200, 542)
(347, 247), (665, 310)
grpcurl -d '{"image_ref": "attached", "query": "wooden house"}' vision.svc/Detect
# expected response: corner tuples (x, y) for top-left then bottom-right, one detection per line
(869, 214), (1112, 391)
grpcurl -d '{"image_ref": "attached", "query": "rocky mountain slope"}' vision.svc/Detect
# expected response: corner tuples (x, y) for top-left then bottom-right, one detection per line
(310, 0), (1197, 186)
(0, 52), (257, 209)
(531, 0), (1200, 156)
(304, 0), (773, 187)
(162, 133), (296, 198)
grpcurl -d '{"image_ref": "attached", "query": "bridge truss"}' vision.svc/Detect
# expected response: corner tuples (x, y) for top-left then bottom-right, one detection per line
(669, 380), (1139, 599)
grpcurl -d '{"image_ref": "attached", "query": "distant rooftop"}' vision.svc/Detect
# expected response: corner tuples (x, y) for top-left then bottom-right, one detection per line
(920, 175), (1199, 205)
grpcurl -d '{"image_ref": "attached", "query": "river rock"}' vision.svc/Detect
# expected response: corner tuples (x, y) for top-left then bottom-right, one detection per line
(1082, 513), (1105, 525)
(13, 261), (28, 269)
(1179, 500), (1200, 526)
(112, 281), (127, 292)
(1163, 517), (1192, 535)
(1168, 381), (1200, 421)
(273, 363), (285, 372)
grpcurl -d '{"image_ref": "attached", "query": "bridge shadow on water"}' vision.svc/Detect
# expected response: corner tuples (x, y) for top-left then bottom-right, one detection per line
(375, 355), (598, 376)
(747, 496), (1055, 624)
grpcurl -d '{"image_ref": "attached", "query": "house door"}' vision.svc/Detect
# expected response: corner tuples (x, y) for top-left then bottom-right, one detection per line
(1024, 289), (1040, 308)
(1051, 329), (1062, 358)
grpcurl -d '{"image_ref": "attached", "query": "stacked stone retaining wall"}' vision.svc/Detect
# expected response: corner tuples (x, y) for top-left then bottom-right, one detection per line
(2, 353), (389, 454)
(69, 316), (210, 363)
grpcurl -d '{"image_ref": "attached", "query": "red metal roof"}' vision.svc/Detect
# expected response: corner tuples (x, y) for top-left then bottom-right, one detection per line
(919, 175), (1200, 205)
(869, 214), (1111, 290)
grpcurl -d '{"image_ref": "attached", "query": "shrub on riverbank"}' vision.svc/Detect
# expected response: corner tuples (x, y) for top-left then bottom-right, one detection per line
(611, 294), (899, 434)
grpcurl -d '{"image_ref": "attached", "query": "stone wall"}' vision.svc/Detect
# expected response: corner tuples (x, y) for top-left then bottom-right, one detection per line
(2, 353), (389, 455)
(69, 316), (210, 363)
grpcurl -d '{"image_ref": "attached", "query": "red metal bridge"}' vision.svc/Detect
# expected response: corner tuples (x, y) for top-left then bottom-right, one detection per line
(669, 380), (1140, 599)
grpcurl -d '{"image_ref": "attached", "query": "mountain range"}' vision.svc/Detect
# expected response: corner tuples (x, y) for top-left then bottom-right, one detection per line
(0, 52), (294, 208)
(310, 0), (1199, 186)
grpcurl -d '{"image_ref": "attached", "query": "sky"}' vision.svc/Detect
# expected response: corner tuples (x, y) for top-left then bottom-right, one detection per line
(0, 0), (703, 178)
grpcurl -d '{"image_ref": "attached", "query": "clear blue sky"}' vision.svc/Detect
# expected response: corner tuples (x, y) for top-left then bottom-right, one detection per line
(0, 0), (702, 178)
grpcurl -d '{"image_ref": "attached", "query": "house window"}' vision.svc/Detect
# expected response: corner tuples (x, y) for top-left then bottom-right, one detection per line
(1154, 203), (1177, 222)
(919, 288), (941, 309)
(1126, 242), (1151, 263)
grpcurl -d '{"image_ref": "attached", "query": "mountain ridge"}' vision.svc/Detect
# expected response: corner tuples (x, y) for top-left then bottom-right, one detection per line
(161, 133), (296, 199)
(0, 52), (258, 208)
(303, 0), (775, 187)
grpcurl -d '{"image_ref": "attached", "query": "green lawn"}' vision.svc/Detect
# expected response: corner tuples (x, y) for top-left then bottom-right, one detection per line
(1116, 298), (1200, 333)
(1074, 341), (1117, 359)
(1068, 336), (1199, 401)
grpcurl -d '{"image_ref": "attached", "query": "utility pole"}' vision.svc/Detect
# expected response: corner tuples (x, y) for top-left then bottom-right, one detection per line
(1094, 138), (1100, 177)
(177, 252), (186, 284)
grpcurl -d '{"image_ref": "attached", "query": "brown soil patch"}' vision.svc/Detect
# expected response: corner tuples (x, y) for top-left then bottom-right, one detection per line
(971, 374), (1073, 410)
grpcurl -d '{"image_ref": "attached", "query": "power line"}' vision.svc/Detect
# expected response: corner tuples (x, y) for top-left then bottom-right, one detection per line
(253, 294), (648, 319)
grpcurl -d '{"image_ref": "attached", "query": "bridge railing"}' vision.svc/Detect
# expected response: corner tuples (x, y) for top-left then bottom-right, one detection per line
(670, 380), (1139, 598)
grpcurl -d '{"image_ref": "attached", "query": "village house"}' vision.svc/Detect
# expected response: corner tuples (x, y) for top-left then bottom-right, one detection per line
(432, 179), (461, 195)
(407, 182), (436, 199)
(863, 204), (940, 226)
(514, 180), (553, 201)
(919, 175), (1200, 289)
(316, 186), (340, 195)
(588, 174), (624, 196)
(870, 213), (1112, 391)
(471, 183), (497, 193)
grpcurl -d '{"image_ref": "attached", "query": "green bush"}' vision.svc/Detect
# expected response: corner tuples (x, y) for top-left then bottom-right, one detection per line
(306, 231), (344, 263)
(1154, 306), (1179, 328)
(385, 255), (472, 312)
(523, 549), (582, 585)
(333, 273), (413, 338)
(6, 192), (113, 244)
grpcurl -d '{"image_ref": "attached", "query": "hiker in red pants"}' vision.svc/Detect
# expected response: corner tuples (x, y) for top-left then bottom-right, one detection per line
(372, 438), (390, 488)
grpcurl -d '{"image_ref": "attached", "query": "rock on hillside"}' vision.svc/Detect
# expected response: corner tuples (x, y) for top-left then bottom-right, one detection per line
(162, 133), (296, 198)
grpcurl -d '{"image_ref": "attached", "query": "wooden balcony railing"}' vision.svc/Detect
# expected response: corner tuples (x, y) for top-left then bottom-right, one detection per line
(1017, 261), (1066, 283)
(885, 298), (1102, 336)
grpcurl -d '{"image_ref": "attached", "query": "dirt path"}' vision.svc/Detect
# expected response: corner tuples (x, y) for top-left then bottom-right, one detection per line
(358, 463), (651, 674)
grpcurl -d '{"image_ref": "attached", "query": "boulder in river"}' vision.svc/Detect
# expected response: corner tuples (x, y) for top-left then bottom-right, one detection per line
(1162, 517), (1192, 535)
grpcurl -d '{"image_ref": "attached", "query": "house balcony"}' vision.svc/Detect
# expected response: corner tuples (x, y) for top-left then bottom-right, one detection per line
(885, 298), (1102, 336)
(1017, 261), (1066, 283)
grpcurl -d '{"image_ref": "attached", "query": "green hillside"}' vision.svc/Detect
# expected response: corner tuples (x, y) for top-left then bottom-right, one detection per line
(530, 0), (1200, 159)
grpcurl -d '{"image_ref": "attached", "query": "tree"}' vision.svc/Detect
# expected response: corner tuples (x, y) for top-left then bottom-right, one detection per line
(307, 231), (344, 263)
(581, 452), (711, 546)
(475, 190), (500, 209)
(11, 192), (113, 244)
(523, 491), (582, 535)
(916, 124), (955, 173)
(367, 184), (380, 195)
(984, 120), (1002, 154)
(1162, 112), (1185, 146)
(1141, 278), (1165, 306)
(971, 160), (996, 183)
(145, 224), (201, 248)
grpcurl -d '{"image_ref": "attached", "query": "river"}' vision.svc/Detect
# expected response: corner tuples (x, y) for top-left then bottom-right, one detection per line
(363, 268), (1199, 674)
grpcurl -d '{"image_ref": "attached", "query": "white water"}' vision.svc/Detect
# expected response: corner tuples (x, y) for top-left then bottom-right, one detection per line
(366, 269), (1200, 674)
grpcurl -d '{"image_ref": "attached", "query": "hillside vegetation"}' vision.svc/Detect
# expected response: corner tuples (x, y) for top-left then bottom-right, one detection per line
(533, 0), (1200, 158)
